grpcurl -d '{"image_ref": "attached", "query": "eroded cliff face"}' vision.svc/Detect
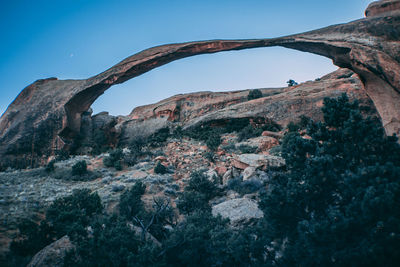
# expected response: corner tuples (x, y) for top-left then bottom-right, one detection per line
(0, 0), (399, 168)
(366, 0), (400, 17)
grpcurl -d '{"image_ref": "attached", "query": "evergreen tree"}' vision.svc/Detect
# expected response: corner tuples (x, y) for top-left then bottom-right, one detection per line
(260, 93), (400, 266)
(247, 89), (263, 100)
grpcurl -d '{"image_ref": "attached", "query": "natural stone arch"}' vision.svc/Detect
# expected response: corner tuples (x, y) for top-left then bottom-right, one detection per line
(0, 0), (399, 166)
(63, 24), (400, 137)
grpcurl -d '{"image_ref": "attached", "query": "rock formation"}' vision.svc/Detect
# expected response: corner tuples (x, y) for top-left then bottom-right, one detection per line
(100, 68), (376, 149)
(212, 198), (264, 225)
(27, 236), (74, 267)
(0, 0), (399, 168)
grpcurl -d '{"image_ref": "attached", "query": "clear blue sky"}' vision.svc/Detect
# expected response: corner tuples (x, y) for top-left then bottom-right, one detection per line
(0, 0), (375, 116)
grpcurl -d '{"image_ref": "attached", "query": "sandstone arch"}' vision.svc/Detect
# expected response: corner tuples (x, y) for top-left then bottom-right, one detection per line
(0, 0), (399, 166)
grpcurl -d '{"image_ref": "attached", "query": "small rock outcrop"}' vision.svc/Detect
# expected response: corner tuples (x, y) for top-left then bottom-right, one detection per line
(212, 198), (264, 225)
(233, 154), (285, 170)
(27, 236), (74, 267)
(1, 0), (399, 168)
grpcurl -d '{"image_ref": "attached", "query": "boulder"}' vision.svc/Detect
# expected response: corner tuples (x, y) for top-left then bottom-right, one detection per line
(130, 225), (161, 247)
(111, 183), (125, 192)
(257, 136), (279, 151)
(232, 159), (250, 170)
(236, 136), (279, 151)
(262, 131), (284, 139)
(215, 166), (228, 176)
(206, 169), (219, 182)
(27, 236), (74, 267)
(154, 156), (167, 162)
(243, 166), (257, 181)
(212, 198), (264, 225)
(222, 169), (233, 185)
(233, 154), (285, 170)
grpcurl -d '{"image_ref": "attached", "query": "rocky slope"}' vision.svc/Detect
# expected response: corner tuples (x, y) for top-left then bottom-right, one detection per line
(0, 128), (280, 255)
(0, 66), (379, 256)
(0, 66), (380, 257)
(0, 0), (399, 169)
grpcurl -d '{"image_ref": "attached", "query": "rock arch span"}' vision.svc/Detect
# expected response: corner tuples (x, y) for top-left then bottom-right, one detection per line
(0, 0), (399, 166)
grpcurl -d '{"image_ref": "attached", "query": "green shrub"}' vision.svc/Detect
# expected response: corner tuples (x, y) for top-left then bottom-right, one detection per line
(223, 118), (251, 132)
(163, 211), (252, 266)
(227, 177), (264, 195)
(261, 119), (282, 132)
(119, 181), (146, 218)
(237, 144), (257, 153)
(129, 138), (146, 156)
(187, 171), (219, 199)
(177, 171), (219, 214)
(184, 125), (223, 151)
(220, 141), (236, 153)
(322, 93), (358, 127)
(46, 189), (103, 237)
(154, 161), (167, 174)
(148, 127), (170, 146)
(287, 79), (298, 87)
(91, 129), (109, 155)
(183, 118), (272, 150)
(237, 125), (263, 141)
(287, 121), (300, 132)
(72, 160), (87, 176)
(269, 145), (282, 156)
(119, 182), (174, 241)
(287, 115), (312, 132)
(146, 197), (176, 240)
(113, 160), (123, 171)
(247, 89), (263, 100)
(55, 149), (70, 161)
(45, 160), (56, 173)
(184, 125), (218, 141)
(177, 190), (210, 214)
(69, 133), (84, 155)
(64, 194), (170, 266)
(118, 140), (148, 167)
(53, 167), (98, 182)
(205, 132), (221, 151)
(8, 189), (103, 265)
(9, 219), (53, 258)
(103, 148), (123, 169)
(65, 216), (146, 267)
(203, 151), (215, 162)
(122, 153), (137, 167)
(259, 93), (400, 265)
(172, 126), (184, 139)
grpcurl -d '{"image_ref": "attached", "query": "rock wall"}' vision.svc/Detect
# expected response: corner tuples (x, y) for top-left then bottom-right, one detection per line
(89, 69), (376, 149)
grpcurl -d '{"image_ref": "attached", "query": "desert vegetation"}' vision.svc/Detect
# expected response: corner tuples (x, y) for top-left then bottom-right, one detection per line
(247, 89), (262, 100)
(3, 93), (400, 266)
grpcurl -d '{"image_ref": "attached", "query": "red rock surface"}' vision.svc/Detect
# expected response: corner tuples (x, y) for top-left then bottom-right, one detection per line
(182, 69), (375, 130)
(127, 88), (281, 123)
(365, 0), (400, 17)
(0, 0), (399, 168)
